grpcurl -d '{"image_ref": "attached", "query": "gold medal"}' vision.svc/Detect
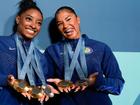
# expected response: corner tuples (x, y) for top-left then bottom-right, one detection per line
(29, 86), (44, 99)
(13, 79), (30, 93)
(8, 75), (30, 93)
(43, 86), (54, 98)
(57, 80), (73, 88)
(75, 79), (89, 87)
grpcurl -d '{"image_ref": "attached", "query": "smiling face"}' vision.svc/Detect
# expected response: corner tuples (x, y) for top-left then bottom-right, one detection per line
(16, 8), (43, 40)
(56, 9), (81, 39)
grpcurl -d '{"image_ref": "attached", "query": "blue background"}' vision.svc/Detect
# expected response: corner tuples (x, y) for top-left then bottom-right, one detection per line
(0, 0), (140, 105)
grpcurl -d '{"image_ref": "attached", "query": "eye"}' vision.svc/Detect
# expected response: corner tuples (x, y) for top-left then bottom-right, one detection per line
(66, 17), (71, 22)
(37, 21), (42, 26)
(57, 22), (63, 27)
(25, 16), (32, 21)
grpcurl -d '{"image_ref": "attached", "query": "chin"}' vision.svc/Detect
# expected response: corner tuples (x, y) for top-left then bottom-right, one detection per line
(24, 35), (35, 40)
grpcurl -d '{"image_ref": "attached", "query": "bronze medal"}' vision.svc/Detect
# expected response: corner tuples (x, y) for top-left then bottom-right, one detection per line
(57, 80), (73, 88)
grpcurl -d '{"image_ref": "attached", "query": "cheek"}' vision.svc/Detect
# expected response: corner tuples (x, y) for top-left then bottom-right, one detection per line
(36, 26), (41, 31)
(58, 26), (63, 32)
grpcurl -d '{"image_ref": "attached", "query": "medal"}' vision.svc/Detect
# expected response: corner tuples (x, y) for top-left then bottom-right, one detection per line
(29, 86), (44, 99)
(8, 75), (30, 93)
(75, 79), (89, 87)
(43, 86), (54, 98)
(13, 79), (30, 93)
(57, 80), (73, 88)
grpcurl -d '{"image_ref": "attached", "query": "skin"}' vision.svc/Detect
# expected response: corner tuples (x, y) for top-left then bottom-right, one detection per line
(56, 9), (81, 39)
(9, 8), (59, 102)
(47, 9), (98, 93)
(16, 9), (43, 40)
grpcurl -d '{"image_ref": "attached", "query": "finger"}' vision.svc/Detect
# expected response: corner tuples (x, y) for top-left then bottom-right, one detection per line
(71, 85), (76, 89)
(58, 87), (64, 92)
(38, 94), (44, 103)
(67, 87), (71, 92)
(48, 85), (59, 94)
(90, 72), (99, 77)
(81, 86), (87, 91)
(47, 78), (61, 84)
(74, 86), (81, 92)
(21, 93), (26, 97)
(26, 93), (31, 100)
(45, 95), (49, 101)
(64, 88), (69, 93)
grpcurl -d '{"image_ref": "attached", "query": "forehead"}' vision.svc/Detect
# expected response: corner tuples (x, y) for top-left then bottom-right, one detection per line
(20, 9), (43, 19)
(56, 9), (75, 19)
(57, 9), (75, 15)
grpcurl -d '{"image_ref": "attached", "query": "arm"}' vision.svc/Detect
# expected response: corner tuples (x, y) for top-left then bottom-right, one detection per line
(93, 45), (125, 95)
(0, 75), (8, 87)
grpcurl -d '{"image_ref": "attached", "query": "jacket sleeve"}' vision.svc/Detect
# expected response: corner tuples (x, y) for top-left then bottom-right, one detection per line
(0, 75), (8, 87)
(93, 45), (125, 95)
(43, 49), (56, 79)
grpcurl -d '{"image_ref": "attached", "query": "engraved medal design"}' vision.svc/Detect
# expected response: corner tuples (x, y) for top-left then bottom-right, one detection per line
(58, 80), (73, 88)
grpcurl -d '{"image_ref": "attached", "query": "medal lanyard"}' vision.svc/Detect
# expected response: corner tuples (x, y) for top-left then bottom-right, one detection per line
(15, 34), (46, 86)
(64, 37), (88, 80)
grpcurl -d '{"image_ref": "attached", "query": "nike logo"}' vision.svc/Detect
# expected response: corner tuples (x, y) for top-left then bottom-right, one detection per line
(9, 47), (16, 50)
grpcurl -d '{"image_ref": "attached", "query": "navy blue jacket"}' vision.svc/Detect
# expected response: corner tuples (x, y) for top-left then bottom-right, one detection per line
(44, 35), (125, 105)
(0, 35), (48, 105)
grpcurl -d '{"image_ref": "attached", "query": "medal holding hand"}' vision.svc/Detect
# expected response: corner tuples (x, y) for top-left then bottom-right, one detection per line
(74, 72), (99, 92)
(8, 75), (59, 102)
(47, 79), (74, 93)
(7, 75), (32, 99)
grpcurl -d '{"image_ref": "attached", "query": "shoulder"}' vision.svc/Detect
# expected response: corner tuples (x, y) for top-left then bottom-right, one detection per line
(0, 35), (14, 42)
(45, 41), (64, 53)
(84, 35), (111, 52)
(0, 35), (15, 46)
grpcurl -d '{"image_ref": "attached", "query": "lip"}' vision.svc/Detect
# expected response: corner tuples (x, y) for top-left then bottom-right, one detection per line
(25, 28), (37, 35)
(64, 28), (74, 36)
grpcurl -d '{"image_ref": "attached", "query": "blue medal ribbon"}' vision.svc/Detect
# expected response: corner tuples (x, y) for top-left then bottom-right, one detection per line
(15, 34), (46, 86)
(64, 36), (88, 81)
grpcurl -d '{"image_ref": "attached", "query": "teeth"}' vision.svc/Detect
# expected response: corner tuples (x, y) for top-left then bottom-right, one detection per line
(27, 29), (35, 34)
(64, 28), (73, 34)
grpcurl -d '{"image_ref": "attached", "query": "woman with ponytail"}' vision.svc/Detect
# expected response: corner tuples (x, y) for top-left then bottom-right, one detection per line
(0, 0), (58, 105)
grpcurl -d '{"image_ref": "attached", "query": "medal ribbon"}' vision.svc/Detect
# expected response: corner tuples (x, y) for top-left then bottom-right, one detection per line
(15, 34), (46, 86)
(64, 36), (88, 80)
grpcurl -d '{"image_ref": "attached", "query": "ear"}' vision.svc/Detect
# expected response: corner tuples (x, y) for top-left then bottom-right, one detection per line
(16, 16), (20, 24)
(77, 16), (80, 24)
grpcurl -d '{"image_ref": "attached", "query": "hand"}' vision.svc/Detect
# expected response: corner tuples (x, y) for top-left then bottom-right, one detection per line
(38, 84), (59, 102)
(88, 72), (99, 86)
(47, 78), (74, 93)
(74, 80), (89, 92)
(21, 90), (32, 100)
(7, 75), (32, 100)
(7, 75), (16, 86)
(47, 84), (60, 95)
(74, 72), (99, 92)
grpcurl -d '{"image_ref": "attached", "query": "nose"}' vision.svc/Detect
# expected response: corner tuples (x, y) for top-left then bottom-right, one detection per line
(30, 21), (36, 29)
(63, 21), (68, 29)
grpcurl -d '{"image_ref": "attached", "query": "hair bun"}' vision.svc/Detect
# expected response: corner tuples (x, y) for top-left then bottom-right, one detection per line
(18, 0), (36, 10)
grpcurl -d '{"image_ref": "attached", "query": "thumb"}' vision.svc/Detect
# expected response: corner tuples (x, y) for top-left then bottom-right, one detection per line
(47, 78), (61, 84)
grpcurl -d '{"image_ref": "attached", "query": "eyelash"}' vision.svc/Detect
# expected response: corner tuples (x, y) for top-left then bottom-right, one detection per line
(25, 17), (32, 21)
(57, 18), (71, 26)
(37, 22), (42, 26)
(66, 18), (71, 21)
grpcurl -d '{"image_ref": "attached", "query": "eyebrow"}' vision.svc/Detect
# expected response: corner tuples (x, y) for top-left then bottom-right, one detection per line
(57, 15), (71, 23)
(25, 14), (42, 21)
